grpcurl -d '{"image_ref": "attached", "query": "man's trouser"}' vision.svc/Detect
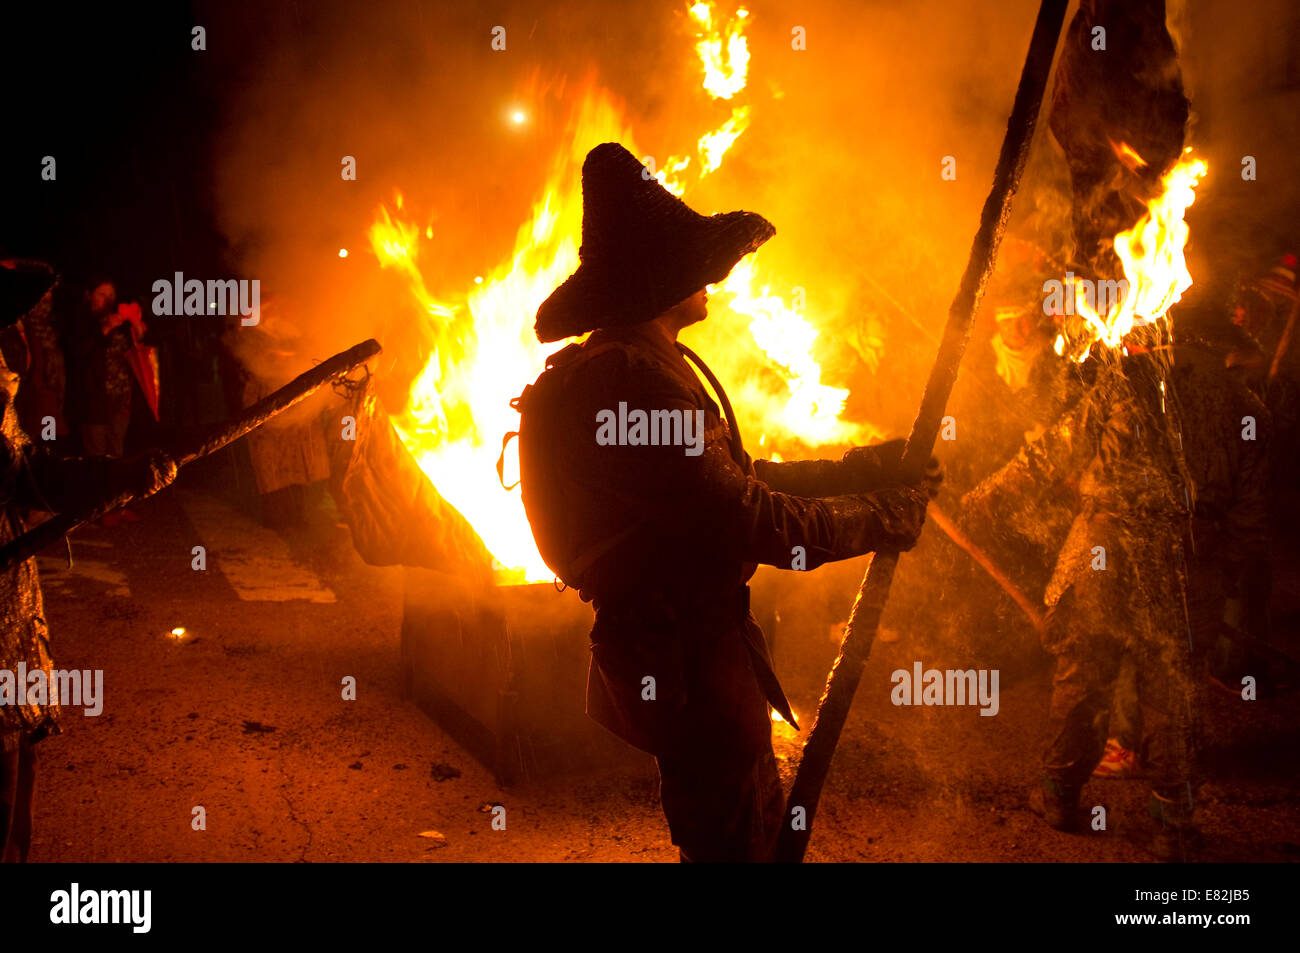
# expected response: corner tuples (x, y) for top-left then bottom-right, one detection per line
(1109, 653), (1141, 751)
(654, 616), (784, 862)
(0, 733), (38, 863)
(82, 402), (130, 458)
(589, 594), (785, 862)
(1041, 583), (1198, 817)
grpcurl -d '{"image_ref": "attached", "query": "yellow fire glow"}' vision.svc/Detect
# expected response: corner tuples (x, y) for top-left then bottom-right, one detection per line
(719, 257), (869, 446)
(1064, 148), (1207, 362)
(371, 90), (637, 584)
(690, 2), (750, 100)
(370, 5), (869, 582)
(698, 106), (751, 175)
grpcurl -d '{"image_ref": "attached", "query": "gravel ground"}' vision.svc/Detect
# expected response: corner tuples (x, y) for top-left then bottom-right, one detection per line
(27, 477), (1300, 863)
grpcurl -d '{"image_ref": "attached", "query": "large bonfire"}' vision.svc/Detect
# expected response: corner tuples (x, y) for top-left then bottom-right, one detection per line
(368, 2), (867, 583)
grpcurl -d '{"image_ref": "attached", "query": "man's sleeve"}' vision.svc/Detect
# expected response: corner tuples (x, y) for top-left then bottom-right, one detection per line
(588, 355), (900, 570)
(751, 457), (851, 496)
(965, 401), (1083, 513)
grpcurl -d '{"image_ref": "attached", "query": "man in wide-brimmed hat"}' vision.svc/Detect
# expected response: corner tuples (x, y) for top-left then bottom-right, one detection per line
(0, 259), (175, 862)
(518, 143), (937, 862)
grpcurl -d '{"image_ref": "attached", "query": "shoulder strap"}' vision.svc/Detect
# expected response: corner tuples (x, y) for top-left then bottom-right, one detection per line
(676, 342), (748, 466)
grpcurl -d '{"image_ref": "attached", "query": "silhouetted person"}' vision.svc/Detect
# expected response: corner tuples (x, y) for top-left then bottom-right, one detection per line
(518, 144), (937, 862)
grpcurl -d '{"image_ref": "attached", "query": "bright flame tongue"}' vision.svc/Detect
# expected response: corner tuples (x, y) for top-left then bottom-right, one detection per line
(690, 2), (749, 100)
(371, 89), (639, 584)
(719, 258), (867, 447)
(698, 106), (751, 175)
(1059, 148), (1208, 361)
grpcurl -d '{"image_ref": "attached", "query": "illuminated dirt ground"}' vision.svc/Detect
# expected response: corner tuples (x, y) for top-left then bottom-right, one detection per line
(30, 475), (1300, 863)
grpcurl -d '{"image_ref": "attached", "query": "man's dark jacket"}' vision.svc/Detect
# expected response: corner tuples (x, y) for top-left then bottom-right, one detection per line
(521, 321), (918, 755)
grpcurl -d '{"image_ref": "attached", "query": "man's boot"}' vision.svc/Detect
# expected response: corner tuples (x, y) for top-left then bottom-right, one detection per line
(1136, 790), (1199, 862)
(1029, 777), (1079, 832)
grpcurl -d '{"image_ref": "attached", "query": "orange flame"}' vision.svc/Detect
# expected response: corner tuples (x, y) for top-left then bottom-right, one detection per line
(717, 257), (871, 447)
(1109, 137), (1149, 173)
(371, 89), (639, 583)
(689, 2), (749, 100)
(371, 7), (873, 582)
(1056, 149), (1208, 362)
(698, 106), (751, 176)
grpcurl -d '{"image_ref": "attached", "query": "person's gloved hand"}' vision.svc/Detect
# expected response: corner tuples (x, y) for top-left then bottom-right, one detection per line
(111, 449), (178, 502)
(844, 439), (944, 498)
(863, 484), (931, 552)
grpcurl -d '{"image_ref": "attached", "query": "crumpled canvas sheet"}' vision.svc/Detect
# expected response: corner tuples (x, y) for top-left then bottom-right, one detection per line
(329, 382), (494, 581)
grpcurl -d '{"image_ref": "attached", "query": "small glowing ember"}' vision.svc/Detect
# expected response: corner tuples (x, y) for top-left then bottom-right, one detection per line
(1109, 137), (1149, 173)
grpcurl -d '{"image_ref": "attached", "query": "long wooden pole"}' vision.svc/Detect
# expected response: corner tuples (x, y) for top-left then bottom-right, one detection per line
(774, 0), (1069, 863)
(928, 504), (1045, 632)
(0, 338), (381, 571)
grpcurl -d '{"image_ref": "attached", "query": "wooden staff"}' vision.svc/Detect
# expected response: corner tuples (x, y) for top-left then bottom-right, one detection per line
(774, 0), (1070, 863)
(0, 338), (381, 571)
(928, 503), (1045, 632)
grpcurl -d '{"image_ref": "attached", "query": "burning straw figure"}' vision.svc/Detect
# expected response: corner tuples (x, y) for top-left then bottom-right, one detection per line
(517, 143), (937, 862)
(966, 314), (1269, 860)
(0, 261), (175, 862)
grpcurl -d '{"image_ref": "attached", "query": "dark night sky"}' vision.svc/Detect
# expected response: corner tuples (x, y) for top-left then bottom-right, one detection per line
(1, 4), (225, 297)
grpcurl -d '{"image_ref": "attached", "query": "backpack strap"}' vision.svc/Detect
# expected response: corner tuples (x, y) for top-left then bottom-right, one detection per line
(677, 342), (748, 468)
(495, 427), (521, 490)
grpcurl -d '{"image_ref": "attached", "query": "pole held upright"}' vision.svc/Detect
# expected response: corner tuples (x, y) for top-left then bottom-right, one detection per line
(774, 0), (1070, 863)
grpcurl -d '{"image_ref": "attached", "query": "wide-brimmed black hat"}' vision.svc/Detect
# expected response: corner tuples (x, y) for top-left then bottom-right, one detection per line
(0, 258), (58, 328)
(534, 142), (774, 343)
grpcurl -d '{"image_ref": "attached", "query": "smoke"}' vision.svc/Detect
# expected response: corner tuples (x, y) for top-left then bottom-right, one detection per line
(200, 0), (1298, 652)
(1175, 0), (1300, 305)
(199, 0), (1053, 424)
(677, 0), (1052, 440)
(183, 1), (1300, 830)
(184, 0), (1033, 592)
(196, 0), (1300, 416)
